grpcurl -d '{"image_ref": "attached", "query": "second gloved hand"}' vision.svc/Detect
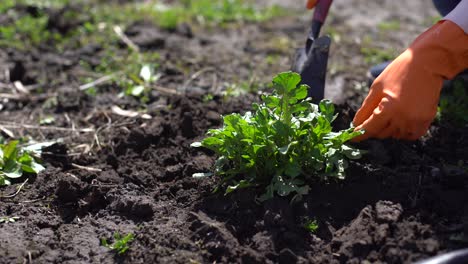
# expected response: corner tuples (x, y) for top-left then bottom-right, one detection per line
(353, 20), (468, 141)
(307, 0), (318, 9)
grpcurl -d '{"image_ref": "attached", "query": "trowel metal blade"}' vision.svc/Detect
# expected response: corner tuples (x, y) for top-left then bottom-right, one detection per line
(292, 36), (331, 104)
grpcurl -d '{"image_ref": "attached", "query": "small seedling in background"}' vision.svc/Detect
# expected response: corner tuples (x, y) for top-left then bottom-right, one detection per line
(0, 216), (20, 224)
(39, 116), (56, 125)
(101, 232), (135, 255)
(303, 218), (319, 233)
(360, 35), (397, 65)
(450, 232), (468, 244)
(377, 20), (401, 32)
(202, 94), (214, 103)
(437, 78), (468, 125)
(119, 64), (160, 103)
(84, 86), (97, 97)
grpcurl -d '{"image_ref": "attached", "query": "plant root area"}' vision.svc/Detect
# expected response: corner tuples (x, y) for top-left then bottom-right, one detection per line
(0, 0), (467, 263)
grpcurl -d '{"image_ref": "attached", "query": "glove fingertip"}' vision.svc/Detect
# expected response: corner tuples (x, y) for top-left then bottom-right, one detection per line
(307, 0), (317, 9)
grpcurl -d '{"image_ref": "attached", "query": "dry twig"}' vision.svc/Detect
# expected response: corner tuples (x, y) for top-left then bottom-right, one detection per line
(180, 67), (216, 93)
(0, 179), (29, 199)
(79, 73), (118, 91)
(113, 25), (140, 52)
(71, 163), (103, 172)
(0, 122), (95, 133)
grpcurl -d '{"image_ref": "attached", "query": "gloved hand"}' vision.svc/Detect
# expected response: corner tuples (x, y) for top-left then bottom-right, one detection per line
(353, 20), (468, 141)
(306, 0), (318, 9)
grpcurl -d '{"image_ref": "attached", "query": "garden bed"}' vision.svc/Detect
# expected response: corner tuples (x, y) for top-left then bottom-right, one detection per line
(0, 0), (467, 263)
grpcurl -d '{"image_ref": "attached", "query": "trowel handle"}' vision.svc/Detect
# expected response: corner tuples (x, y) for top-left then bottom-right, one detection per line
(311, 0), (333, 39)
(313, 0), (333, 24)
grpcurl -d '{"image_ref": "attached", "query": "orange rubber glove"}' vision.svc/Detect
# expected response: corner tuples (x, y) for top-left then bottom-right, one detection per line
(307, 0), (318, 9)
(353, 20), (468, 141)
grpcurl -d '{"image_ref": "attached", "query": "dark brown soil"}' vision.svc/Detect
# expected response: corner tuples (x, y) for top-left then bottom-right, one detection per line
(1, 1), (467, 264)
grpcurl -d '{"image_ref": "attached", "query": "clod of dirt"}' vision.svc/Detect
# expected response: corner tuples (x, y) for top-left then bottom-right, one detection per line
(189, 211), (241, 262)
(164, 164), (184, 181)
(206, 110), (222, 124)
(176, 23), (194, 38)
(263, 198), (295, 230)
(181, 112), (196, 138)
(109, 195), (155, 220)
(125, 21), (166, 50)
(42, 143), (70, 169)
(328, 201), (439, 263)
(56, 87), (89, 112)
(183, 154), (213, 177)
(375, 201), (403, 223)
(46, 5), (88, 35)
(96, 169), (124, 184)
(55, 175), (83, 203)
(9, 61), (26, 83)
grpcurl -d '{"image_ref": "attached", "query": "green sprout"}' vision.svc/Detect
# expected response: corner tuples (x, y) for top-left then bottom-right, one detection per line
(0, 216), (20, 224)
(0, 140), (46, 186)
(437, 78), (468, 125)
(101, 232), (135, 255)
(304, 218), (319, 233)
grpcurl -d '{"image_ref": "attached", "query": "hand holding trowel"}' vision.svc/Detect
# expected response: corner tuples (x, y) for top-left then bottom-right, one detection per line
(292, 0), (333, 104)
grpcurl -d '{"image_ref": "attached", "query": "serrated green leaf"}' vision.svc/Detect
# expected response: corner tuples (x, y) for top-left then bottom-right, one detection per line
(279, 141), (298, 155)
(274, 176), (305, 197)
(23, 161), (45, 174)
(226, 180), (252, 194)
(341, 145), (363, 159)
(272, 71), (301, 94)
(294, 84), (309, 100)
(285, 162), (301, 177)
(263, 95), (280, 108)
(319, 100), (335, 122)
(3, 140), (19, 160)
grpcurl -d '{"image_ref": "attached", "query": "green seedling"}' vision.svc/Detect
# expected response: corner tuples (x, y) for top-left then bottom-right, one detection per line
(202, 94), (214, 103)
(0, 216), (20, 224)
(0, 140), (46, 186)
(119, 64), (160, 103)
(360, 35), (397, 65)
(101, 232), (135, 255)
(192, 72), (363, 201)
(437, 78), (468, 125)
(360, 46), (396, 65)
(180, 0), (283, 27)
(39, 116), (56, 125)
(450, 232), (468, 244)
(377, 20), (401, 32)
(304, 218), (319, 233)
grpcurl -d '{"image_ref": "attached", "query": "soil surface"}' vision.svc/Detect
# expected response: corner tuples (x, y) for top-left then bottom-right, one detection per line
(1, 1), (467, 264)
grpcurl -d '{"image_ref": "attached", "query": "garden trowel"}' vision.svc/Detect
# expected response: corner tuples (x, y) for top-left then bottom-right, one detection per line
(292, 0), (333, 104)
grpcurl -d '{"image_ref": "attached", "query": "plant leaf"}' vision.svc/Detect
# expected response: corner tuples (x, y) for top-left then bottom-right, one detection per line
(140, 64), (152, 82)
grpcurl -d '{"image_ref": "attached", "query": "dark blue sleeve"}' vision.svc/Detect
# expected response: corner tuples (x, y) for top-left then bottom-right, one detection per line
(432, 0), (461, 16)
